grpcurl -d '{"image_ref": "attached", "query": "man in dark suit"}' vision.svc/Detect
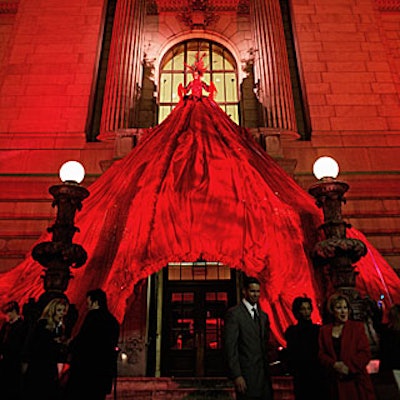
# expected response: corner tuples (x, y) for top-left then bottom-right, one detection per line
(65, 289), (120, 400)
(224, 276), (273, 400)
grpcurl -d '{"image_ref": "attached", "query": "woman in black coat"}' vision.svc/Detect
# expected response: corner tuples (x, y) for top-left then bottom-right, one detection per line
(284, 296), (327, 400)
(22, 298), (69, 400)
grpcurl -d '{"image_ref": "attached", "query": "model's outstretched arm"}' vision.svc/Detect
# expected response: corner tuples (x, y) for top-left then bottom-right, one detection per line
(178, 83), (188, 102)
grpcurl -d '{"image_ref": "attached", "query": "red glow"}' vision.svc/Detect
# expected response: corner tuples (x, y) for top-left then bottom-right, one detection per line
(0, 97), (399, 346)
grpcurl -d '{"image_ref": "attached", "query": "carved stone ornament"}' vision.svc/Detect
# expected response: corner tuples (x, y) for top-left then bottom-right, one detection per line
(146, 0), (158, 14)
(312, 237), (367, 266)
(32, 241), (88, 269)
(177, 8), (220, 29)
(121, 335), (146, 365)
(0, 3), (18, 14)
(375, 0), (400, 11)
(237, 0), (249, 14)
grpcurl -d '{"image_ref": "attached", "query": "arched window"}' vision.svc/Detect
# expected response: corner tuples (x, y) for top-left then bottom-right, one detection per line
(158, 40), (239, 124)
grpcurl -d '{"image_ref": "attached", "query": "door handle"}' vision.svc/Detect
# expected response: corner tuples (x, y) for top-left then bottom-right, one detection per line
(194, 331), (203, 348)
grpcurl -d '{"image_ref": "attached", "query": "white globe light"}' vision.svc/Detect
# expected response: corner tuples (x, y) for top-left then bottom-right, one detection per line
(59, 161), (85, 184)
(313, 156), (339, 180)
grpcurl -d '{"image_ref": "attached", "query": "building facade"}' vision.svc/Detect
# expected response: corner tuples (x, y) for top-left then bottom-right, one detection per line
(0, 0), (400, 377)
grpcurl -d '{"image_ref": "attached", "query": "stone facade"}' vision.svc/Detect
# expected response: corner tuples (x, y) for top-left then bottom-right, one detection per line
(0, 0), (399, 273)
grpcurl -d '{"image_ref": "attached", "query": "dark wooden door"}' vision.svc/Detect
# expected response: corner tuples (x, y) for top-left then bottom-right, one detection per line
(162, 273), (236, 377)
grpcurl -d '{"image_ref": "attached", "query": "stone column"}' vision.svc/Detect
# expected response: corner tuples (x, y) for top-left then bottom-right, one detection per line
(98, 0), (146, 140)
(250, 0), (297, 132)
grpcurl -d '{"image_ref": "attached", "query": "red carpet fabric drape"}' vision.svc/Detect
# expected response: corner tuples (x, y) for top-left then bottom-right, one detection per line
(0, 96), (399, 344)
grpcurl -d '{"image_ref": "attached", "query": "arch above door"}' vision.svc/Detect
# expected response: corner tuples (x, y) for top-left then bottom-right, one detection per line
(152, 31), (246, 86)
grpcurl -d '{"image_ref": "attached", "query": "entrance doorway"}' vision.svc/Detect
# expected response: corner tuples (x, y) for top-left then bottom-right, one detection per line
(161, 262), (237, 377)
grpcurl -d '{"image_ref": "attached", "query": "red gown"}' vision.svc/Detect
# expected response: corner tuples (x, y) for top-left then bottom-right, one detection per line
(0, 86), (399, 344)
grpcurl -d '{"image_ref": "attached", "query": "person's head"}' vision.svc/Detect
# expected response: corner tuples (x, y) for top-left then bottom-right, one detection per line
(2, 300), (20, 322)
(192, 70), (201, 79)
(186, 52), (206, 79)
(86, 288), (108, 311)
(327, 293), (351, 325)
(387, 304), (400, 331)
(242, 276), (261, 306)
(292, 296), (313, 322)
(40, 297), (69, 329)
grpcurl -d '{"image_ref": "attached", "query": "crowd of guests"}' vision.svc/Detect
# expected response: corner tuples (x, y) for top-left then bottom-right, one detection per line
(283, 293), (400, 400)
(223, 275), (400, 400)
(1, 279), (400, 400)
(0, 288), (120, 400)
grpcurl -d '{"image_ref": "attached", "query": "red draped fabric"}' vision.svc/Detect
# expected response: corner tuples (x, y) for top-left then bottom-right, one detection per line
(0, 96), (399, 345)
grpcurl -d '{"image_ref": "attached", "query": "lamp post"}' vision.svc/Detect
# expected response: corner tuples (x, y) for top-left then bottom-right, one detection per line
(308, 157), (367, 319)
(32, 161), (89, 307)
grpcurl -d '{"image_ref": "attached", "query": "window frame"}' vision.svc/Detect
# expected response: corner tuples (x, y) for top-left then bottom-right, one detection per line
(158, 40), (240, 124)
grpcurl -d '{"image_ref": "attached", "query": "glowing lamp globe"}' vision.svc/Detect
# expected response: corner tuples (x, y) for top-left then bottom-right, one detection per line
(59, 161), (85, 184)
(313, 156), (339, 180)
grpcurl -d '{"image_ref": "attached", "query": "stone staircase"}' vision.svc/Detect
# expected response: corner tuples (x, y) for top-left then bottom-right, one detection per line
(343, 195), (400, 274)
(0, 175), (96, 273)
(105, 376), (294, 400)
(1, 177), (399, 278)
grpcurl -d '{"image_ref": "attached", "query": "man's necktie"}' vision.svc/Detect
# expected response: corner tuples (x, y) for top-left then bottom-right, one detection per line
(252, 307), (262, 336)
(252, 307), (259, 322)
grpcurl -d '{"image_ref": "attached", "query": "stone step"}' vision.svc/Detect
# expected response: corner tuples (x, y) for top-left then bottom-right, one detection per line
(105, 376), (294, 400)
(0, 253), (27, 272)
(0, 216), (54, 233)
(346, 215), (400, 233)
(0, 198), (54, 216)
(0, 233), (41, 249)
(343, 197), (400, 214)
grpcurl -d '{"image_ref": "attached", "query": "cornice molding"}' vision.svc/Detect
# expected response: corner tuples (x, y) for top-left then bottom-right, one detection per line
(149, 0), (249, 14)
(0, 2), (18, 14)
(375, 0), (400, 11)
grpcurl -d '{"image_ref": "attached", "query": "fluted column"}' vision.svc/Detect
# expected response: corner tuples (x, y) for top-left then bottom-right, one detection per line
(98, 0), (146, 140)
(250, 0), (297, 132)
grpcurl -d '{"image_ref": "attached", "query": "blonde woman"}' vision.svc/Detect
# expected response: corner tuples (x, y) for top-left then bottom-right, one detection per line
(22, 297), (69, 400)
(318, 293), (376, 400)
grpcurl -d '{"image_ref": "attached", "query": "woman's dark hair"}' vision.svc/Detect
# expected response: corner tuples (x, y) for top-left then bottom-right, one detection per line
(291, 296), (313, 319)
